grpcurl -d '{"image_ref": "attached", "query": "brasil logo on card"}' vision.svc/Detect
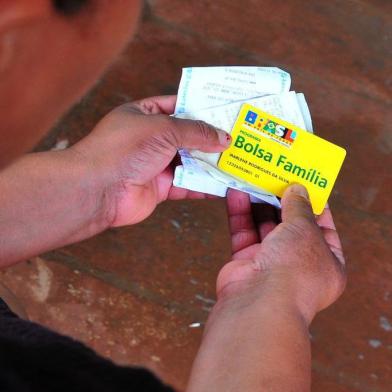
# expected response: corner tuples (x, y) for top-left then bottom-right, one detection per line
(218, 104), (346, 214)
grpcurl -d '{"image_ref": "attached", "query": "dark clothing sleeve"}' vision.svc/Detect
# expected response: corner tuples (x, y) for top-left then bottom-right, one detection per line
(0, 299), (175, 392)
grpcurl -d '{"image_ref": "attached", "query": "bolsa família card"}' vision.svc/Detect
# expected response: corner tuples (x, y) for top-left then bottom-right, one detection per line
(218, 104), (346, 214)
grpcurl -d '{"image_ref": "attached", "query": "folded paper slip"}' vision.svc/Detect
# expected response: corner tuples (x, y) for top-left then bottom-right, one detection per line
(175, 66), (291, 114)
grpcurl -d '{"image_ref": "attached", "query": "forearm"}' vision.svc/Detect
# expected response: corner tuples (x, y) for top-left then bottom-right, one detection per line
(0, 149), (112, 266)
(187, 280), (312, 392)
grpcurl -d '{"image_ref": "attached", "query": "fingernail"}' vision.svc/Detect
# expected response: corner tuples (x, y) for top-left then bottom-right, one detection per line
(290, 184), (309, 200)
(217, 130), (231, 146)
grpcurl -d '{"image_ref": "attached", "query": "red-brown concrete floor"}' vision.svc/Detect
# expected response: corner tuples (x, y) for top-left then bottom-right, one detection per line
(1, 1), (391, 391)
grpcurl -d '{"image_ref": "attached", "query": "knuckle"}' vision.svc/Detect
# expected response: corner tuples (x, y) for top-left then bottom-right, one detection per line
(137, 99), (158, 114)
(158, 116), (181, 147)
(194, 120), (215, 142)
(283, 219), (319, 244)
(284, 193), (313, 215)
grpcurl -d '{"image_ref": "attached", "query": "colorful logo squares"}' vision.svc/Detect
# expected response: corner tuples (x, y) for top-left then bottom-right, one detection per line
(245, 110), (257, 124)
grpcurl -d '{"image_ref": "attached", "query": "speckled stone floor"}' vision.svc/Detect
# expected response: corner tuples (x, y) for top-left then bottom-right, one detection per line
(1, 1), (391, 391)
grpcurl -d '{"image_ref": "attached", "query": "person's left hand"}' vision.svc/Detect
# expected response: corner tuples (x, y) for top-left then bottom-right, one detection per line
(216, 186), (345, 324)
(71, 95), (230, 227)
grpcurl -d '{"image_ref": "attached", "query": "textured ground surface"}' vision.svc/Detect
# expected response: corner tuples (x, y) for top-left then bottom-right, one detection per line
(1, 1), (391, 391)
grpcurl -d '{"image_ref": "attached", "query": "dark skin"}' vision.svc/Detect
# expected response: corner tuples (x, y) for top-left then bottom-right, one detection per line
(0, 2), (346, 391)
(0, 96), (231, 264)
(188, 188), (345, 391)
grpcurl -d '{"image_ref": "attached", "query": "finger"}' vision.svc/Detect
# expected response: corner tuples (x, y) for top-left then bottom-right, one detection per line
(316, 204), (336, 230)
(227, 189), (259, 254)
(155, 168), (219, 202)
(317, 206), (344, 264)
(251, 203), (279, 240)
(281, 184), (316, 224)
(132, 95), (177, 115)
(168, 187), (213, 200)
(168, 117), (231, 152)
(321, 228), (345, 265)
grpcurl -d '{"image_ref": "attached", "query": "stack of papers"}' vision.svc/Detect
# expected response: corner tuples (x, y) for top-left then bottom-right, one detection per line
(173, 66), (313, 207)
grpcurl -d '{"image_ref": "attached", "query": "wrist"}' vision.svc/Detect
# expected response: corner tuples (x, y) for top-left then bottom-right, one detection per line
(215, 268), (317, 327)
(190, 269), (313, 392)
(0, 148), (116, 265)
(59, 147), (116, 237)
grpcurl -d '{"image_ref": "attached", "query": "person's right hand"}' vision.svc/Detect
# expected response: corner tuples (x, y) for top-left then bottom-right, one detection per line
(217, 184), (346, 324)
(71, 95), (230, 228)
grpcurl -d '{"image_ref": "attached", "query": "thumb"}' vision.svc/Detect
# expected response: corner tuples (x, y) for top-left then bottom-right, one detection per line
(165, 117), (231, 152)
(281, 184), (315, 224)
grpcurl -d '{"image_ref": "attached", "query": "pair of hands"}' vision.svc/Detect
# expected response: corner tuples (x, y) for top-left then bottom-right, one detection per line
(72, 95), (346, 323)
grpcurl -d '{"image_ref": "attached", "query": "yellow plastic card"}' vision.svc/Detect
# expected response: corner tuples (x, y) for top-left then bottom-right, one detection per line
(218, 104), (346, 214)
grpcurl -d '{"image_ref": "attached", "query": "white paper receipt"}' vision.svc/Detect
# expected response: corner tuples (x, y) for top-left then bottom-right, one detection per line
(175, 66), (291, 114)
